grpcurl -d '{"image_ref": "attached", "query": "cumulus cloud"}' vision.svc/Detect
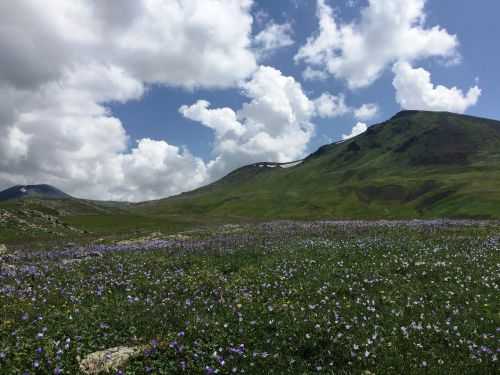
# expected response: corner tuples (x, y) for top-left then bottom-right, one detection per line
(302, 67), (329, 81)
(342, 122), (368, 140)
(0, 0), (259, 201)
(181, 66), (315, 180)
(295, 0), (459, 89)
(117, 139), (208, 201)
(312, 94), (378, 121)
(392, 61), (481, 113)
(0, 0), (256, 90)
(254, 22), (294, 58)
(354, 103), (379, 121)
(313, 93), (350, 118)
(0, 65), (210, 201)
(179, 100), (245, 139)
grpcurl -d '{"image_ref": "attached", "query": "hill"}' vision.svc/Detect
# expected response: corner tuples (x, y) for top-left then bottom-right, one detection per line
(0, 184), (129, 216)
(136, 111), (500, 219)
(0, 186), (199, 243)
(0, 184), (70, 201)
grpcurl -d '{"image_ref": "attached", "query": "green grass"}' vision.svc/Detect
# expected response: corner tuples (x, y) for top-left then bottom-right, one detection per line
(63, 214), (192, 235)
(1, 222), (498, 374)
(136, 111), (500, 220)
(3, 111), (500, 243)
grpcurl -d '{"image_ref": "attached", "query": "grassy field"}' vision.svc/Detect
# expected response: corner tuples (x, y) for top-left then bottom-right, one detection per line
(1, 221), (498, 374)
(0, 199), (252, 245)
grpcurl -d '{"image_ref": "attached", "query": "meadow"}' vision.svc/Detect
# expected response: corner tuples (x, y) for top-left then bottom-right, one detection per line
(0, 221), (498, 374)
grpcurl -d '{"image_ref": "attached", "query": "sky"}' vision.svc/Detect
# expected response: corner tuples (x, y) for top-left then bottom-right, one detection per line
(0, 0), (499, 201)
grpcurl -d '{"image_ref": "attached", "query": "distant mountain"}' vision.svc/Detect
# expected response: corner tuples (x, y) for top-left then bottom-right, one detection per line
(137, 111), (500, 219)
(0, 184), (71, 201)
(0, 184), (133, 219)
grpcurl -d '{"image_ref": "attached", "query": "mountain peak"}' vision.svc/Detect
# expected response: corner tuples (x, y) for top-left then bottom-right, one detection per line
(0, 184), (71, 201)
(390, 110), (423, 120)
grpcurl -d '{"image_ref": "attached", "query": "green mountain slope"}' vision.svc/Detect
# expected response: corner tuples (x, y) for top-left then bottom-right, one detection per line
(137, 111), (500, 219)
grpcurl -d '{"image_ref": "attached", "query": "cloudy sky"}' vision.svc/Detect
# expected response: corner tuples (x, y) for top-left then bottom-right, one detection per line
(1, 0), (498, 201)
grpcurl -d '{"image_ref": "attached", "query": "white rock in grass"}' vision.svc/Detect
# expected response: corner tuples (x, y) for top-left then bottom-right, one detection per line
(1, 264), (16, 277)
(79, 346), (143, 374)
(167, 233), (191, 241)
(0, 244), (7, 255)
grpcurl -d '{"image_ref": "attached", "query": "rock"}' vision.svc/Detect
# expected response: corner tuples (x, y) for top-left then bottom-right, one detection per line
(0, 244), (7, 255)
(61, 259), (82, 266)
(61, 254), (102, 266)
(167, 233), (191, 241)
(1, 264), (16, 277)
(117, 232), (167, 246)
(220, 224), (244, 233)
(117, 239), (137, 246)
(79, 346), (143, 374)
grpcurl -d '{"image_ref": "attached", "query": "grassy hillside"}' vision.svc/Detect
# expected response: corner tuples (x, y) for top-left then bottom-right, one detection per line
(0, 197), (246, 244)
(136, 111), (500, 219)
(0, 198), (124, 243)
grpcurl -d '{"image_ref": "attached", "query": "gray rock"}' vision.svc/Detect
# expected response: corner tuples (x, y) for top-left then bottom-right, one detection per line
(1, 264), (16, 277)
(79, 346), (143, 374)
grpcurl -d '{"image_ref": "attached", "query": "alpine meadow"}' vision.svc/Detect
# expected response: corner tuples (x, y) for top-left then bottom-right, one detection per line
(0, 1), (499, 374)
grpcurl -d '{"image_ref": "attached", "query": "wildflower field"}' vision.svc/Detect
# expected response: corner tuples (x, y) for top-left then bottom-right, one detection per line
(1, 221), (498, 374)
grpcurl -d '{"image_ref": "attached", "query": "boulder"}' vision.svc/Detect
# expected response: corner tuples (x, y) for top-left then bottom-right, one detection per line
(0, 264), (16, 277)
(0, 244), (7, 255)
(167, 233), (191, 241)
(79, 346), (143, 374)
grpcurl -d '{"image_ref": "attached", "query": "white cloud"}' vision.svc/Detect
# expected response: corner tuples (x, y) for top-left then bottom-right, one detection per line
(0, 65), (210, 201)
(254, 22), (294, 57)
(314, 93), (350, 118)
(392, 61), (481, 113)
(0, 0), (258, 201)
(312, 94), (378, 121)
(181, 66), (315, 180)
(0, 0), (257, 90)
(342, 122), (368, 140)
(302, 67), (329, 81)
(354, 103), (379, 121)
(295, 0), (459, 89)
(117, 139), (208, 201)
(179, 100), (245, 139)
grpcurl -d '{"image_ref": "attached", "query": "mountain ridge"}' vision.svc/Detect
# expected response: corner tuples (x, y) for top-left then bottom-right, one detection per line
(135, 110), (500, 219)
(2, 110), (500, 219)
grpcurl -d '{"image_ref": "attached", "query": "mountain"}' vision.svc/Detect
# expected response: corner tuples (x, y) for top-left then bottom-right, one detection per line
(137, 111), (500, 219)
(0, 184), (71, 201)
(0, 184), (132, 217)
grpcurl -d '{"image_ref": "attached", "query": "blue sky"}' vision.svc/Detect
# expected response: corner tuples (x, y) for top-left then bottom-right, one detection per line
(111, 0), (500, 161)
(0, 0), (498, 201)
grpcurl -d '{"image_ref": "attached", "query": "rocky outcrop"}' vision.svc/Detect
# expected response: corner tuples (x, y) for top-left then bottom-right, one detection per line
(79, 346), (143, 374)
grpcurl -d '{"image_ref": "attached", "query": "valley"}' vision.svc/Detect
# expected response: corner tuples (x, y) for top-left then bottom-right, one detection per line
(1, 111), (499, 374)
